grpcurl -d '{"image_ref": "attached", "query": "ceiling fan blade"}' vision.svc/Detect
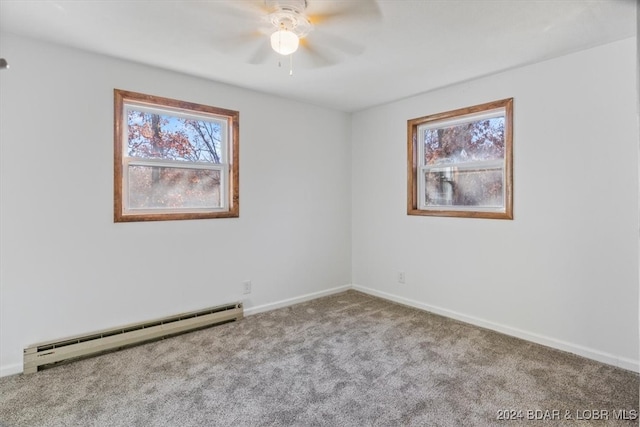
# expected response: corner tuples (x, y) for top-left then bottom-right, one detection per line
(297, 38), (341, 68)
(182, 0), (268, 30)
(248, 38), (274, 64)
(219, 0), (271, 19)
(212, 30), (263, 54)
(227, 32), (265, 45)
(211, 30), (275, 66)
(308, 0), (381, 27)
(307, 29), (365, 56)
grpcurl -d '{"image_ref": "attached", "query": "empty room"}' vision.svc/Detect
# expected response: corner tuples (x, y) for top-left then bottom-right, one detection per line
(0, 0), (638, 425)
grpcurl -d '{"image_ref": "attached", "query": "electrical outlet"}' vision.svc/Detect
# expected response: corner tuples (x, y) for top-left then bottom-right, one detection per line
(243, 280), (252, 294)
(397, 271), (405, 284)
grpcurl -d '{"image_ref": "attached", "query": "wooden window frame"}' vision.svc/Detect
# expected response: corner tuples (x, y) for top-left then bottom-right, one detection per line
(114, 89), (239, 222)
(407, 98), (513, 219)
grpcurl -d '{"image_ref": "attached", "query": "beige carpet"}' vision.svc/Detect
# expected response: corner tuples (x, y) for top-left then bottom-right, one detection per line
(0, 290), (637, 426)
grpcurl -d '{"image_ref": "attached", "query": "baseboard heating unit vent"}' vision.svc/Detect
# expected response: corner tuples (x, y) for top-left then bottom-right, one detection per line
(23, 301), (243, 374)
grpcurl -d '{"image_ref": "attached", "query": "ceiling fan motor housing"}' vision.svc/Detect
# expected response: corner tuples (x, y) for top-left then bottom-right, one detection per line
(266, 0), (308, 13)
(266, 0), (311, 37)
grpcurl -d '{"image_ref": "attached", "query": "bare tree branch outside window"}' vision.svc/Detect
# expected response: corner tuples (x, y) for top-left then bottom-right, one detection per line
(114, 90), (239, 222)
(407, 98), (513, 219)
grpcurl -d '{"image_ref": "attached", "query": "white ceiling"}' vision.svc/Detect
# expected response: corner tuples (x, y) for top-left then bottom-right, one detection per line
(0, 0), (636, 112)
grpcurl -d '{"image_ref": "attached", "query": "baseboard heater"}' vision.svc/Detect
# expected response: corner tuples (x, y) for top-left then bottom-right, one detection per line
(23, 301), (243, 374)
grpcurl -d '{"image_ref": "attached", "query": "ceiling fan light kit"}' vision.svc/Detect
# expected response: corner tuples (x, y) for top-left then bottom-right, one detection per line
(270, 28), (299, 56)
(267, 0), (311, 56)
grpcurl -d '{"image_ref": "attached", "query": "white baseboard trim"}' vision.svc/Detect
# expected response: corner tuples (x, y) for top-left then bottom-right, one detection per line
(353, 285), (640, 373)
(4, 284), (636, 376)
(244, 284), (352, 317)
(1, 362), (22, 378)
(0, 286), (352, 378)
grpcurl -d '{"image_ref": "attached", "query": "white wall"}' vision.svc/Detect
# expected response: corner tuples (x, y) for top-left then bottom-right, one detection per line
(1, 34), (638, 378)
(352, 37), (639, 371)
(0, 34), (352, 375)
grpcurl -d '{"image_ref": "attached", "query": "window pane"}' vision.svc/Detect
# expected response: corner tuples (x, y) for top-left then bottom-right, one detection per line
(424, 167), (503, 208)
(128, 165), (221, 209)
(127, 109), (223, 164)
(423, 117), (504, 165)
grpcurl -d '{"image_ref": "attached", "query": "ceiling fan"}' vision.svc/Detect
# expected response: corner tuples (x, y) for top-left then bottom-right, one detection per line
(218, 0), (381, 71)
(266, 0), (312, 56)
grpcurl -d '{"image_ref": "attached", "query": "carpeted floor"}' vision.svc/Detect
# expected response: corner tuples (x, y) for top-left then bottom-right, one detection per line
(0, 290), (637, 426)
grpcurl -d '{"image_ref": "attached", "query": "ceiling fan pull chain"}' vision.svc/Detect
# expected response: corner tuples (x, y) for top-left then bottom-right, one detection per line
(289, 54), (294, 76)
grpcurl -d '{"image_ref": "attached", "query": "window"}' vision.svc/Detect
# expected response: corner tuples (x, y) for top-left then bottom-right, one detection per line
(114, 90), (239, 222)
(407, 98), (513, 219)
